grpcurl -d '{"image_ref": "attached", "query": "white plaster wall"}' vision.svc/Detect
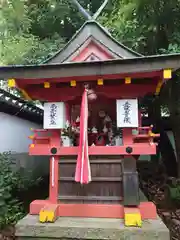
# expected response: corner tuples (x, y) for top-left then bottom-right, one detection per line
(0, 112), (49, 176)
(0, 112), (40, 153)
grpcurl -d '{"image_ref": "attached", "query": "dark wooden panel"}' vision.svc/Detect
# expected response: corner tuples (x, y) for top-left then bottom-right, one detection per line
(59, 181), (122, 197)
(59, 157), (122, 178)
(58, 156), (123, 204)
(122, 158), (140, 206)
(59, 164), (122, 177)
(123, 172), (139, 206)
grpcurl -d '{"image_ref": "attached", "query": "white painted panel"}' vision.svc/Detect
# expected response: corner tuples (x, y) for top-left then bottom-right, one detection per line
(116, 99), (139, 128)
(0, 112), (41, 153)
(43, 102), (66, 129)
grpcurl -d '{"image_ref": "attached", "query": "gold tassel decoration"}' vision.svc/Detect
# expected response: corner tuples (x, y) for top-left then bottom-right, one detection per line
(8, 79), (16, 88)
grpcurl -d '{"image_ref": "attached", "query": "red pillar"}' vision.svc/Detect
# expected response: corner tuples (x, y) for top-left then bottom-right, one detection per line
(49, 130), (60, 204)
(49, 156), (59, 204)
(123, 128), (133, 145)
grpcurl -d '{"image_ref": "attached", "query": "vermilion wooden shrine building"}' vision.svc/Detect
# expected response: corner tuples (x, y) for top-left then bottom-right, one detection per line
(1, 17), (180, 227)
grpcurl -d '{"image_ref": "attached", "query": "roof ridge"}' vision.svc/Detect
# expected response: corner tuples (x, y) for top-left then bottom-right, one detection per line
(44, 20), (142, 64)
(93, 21), (142, 57)
(43, 21), (89, 64)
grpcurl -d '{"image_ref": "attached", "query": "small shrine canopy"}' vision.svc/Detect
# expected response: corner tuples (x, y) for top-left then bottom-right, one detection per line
(0, 18), (180, 102)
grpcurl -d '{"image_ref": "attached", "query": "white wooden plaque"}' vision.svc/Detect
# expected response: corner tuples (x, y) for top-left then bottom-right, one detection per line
(116, 99), (139, 128)
(43, 102), (66, 129)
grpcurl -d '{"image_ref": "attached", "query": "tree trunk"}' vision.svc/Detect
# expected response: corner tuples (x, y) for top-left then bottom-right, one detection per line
(169, 74), (180, 177)
(159, 131), (177, 177)
(147, 94), (177, 177)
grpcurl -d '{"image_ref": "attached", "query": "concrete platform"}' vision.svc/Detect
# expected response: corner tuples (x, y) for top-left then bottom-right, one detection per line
(16, 215), (170, 240)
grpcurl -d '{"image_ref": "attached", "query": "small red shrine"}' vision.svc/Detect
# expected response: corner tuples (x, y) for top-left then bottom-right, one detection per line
(1, 3), (180, 227)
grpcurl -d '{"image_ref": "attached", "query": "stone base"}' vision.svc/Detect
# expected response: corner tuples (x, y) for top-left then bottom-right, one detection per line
(16, 214), (170, 240)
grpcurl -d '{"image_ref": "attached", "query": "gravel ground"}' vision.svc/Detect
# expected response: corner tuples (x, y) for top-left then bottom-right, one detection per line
(138, 161), (180, 240)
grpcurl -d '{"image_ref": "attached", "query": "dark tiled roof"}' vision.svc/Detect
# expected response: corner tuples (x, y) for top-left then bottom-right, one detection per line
(0, 89), (43, 124)
(45, 21), (142, 64)
(0, 53), (180, 80)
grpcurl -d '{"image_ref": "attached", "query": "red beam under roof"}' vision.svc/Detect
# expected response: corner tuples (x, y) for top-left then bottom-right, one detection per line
(15, 71), (161, 85)
(26, 84), (157, 101)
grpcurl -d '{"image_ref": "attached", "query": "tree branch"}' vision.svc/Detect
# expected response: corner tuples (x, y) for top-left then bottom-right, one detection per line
(70, 0), (91, 20)
(93, 0), (109, 20)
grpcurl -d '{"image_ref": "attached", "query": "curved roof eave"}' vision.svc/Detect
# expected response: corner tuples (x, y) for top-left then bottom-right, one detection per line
(44, 20), (142, 64)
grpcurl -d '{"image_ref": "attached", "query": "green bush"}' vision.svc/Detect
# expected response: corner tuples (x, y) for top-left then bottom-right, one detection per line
(0, 152), (42, 229)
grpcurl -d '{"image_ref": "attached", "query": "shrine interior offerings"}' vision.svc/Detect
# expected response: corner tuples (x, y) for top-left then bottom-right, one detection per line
(1, 19), (180, 228)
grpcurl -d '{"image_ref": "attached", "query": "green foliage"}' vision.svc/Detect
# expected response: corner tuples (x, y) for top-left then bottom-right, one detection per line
(0, 0), (65, 65)
(1, 0), (180, 64)
(0, 0), (110, 65)
(25, 34), (64, 64)
(160, 43), (180, 55)
(0, 152), (23, 228)
(1, 27), (64, 65)
(1, 34), (38, 65)
(102, 0), (180, 55)
(0, 152), (41, 229)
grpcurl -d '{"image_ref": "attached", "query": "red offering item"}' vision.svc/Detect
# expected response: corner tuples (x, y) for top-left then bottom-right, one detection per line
(75, 116), (80, 127)
(75, 89), (91, 184)
(95, 135), (105, 146)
